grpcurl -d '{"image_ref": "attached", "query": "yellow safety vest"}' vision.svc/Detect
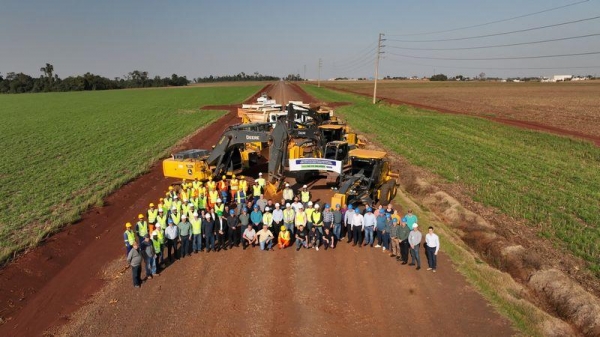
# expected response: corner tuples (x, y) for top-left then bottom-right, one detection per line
(192, 181), (201, 189)
(301, 191), (310, 203)
(283, 209), (295, 223)
(306, 208), (314, 222)
(124, 230), (135, 246)
(156, 229), (164, 244)
(209, 190), (219, 203)
(197, 186), (206, 197)
(230, 179), (239, 191)
(170, 213), (181, 225)
(207, 181), (216, 190)
(262, 213), (273, 227)
(164, 199), (172, 211)
(312, 211), (322, 225)
(190, 197), (199, 209)
(147, 209), (158, 223)
(198, 195), (207, 209)
(136, 221), (148, 236)
(236, 191), (246, 204)
(182, 204), (190, 215)
(256, 177), (266, 187)
(191, 219), (202, 234)
(295, 212), (307, 226)
(152, 238), (161, 252)
(239, 180), (248, 192)
(215, 203), (224, 216)
(252, 185), (261, 196)
(156, 214), (167, 227)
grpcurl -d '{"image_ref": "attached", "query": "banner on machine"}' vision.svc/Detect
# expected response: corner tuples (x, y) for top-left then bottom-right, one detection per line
(288, 158), (342, 174)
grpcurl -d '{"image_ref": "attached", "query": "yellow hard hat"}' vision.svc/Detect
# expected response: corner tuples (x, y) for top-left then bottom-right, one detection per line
(280, 225), (286, 231)
(168, 186), (174, 191)
(125, 222), (132, 228)
(165, 192), (170, 196)
(208, 176), (213, 180)
(149, 203), (155, 207)
(240, 175), (245, 179)
(232, 174), (236, 178)
(159, 198), (163, 202)
(222, 175), (226, 180)
(138, 214), (144, 219)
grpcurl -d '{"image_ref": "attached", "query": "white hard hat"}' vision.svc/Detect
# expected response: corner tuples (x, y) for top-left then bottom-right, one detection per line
(265, 207), (270, 211)
(314, 204), (320, 209)
(155, 224), (161, 228)
(205, 214), (211, 219)
(275, 203), (280, 207)
(189, 203), (194, 206)
(173, 195), (178, 199)
(158, 208), (164, 212)
(303, 185), (307, 188)
(182, 214), (187, 219)
(172, 206), (177, 210)
(193, 212), (199, 217)
(217, 198), (222, 203)
(286, 203), (291, 207)
(308, 201), (313, 206)
(413, 223), (419, 228)
(259, 172), (263, 176)
(285, 183), (290, 187)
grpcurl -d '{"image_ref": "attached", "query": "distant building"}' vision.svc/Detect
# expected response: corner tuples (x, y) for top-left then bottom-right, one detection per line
(552, 75), (572, 82)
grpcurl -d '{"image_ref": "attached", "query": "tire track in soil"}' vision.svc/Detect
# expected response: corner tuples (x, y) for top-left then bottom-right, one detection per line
(0, 84), (271, 337)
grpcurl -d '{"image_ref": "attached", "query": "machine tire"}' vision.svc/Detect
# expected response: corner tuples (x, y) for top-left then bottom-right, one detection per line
(379, 181), (394, 205)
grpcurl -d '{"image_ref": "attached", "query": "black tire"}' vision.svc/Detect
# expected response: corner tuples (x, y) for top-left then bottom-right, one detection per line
(378, 181), (394, 205)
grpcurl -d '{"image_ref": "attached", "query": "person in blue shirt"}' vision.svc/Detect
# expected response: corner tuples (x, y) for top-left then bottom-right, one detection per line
(375, 211), (387, 248)
(250, 205), (263, 231)
(404, 209), (418, 230)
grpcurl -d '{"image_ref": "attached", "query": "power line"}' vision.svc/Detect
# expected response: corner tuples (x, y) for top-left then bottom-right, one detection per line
(386, 55), (600, 70)
(331, 41), (377, 67)
(387, 33), (600, 51)
(387, 15), (600, 43)
(387, 50), (600, 61)
(331, 47), (377, 70)
(387, 0), (590, 37)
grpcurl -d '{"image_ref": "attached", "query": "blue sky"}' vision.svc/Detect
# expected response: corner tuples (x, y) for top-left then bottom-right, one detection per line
(0, 0), (598, 79)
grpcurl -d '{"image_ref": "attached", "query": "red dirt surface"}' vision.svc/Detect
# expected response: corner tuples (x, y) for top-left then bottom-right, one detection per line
(0, 83), (515, 337)
(329, 85), (600, 147)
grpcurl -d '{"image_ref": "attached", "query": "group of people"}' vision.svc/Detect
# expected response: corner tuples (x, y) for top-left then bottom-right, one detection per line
(125, 174), (440, 288)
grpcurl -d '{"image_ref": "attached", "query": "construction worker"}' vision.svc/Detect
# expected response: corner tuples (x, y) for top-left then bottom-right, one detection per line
(312, 204), (324, 235)
(202, 213), (216, 253)
(218, 175), (228, 195)
(344, 204), (355, 243)
(135, 214), (148, 244)
(256, 172), (266, 190)
(214, 198), (225, 217)
(157, 208), (167, 229)
(172, 195), (182, 212)
(351, 209), (364, 247)
(191, 212), (202, 253)
(229, 174), (239, 200)
(196, 181), (206, 200)
(170, 207), (181, 226)
(252, 181), (261, 203)
(333, 204), (343, 241)
(272, 203), (283, 239)
(208, 186), (219, 209)
(238, 175), (248, 194)
(152, 223), (165, 266)
(206, 176), (216, 191)
(192, 178), (202, 190)
(235, 189), (247, 214)
(198, 190), (207, 212)
(282, 183), (294, 205)
(294, 205), (307, 231)
(363, 207), (376, 247)
(151, 233), (162, 273)
(165, 219), (179, 262)
(305, 201), (315, 231)
(181, 202), (190, 217)
(178, 214), (192, 258)
(190, 192), (199, 211)
(188, 203), (196, 220)
(163, 195), (172, 214)
(283, 203), (295, 236)
(299, 185), (311, 207)
(124, 222), (136, 256)
(278, 225), (291, 249)
(180, 185), (190, 204)
(262, 206), (273, 230)
(167, 185), (177, 199)
(227, 209), (239, 248)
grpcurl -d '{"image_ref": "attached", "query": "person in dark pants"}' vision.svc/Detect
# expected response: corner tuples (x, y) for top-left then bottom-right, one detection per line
(397, 219), (411, 264)
(164, 219), (179, 262)
(215, 214), (228, 251)
(425, 226), (440, 272)
(126, 242), (143, 288)
(408, 224), (422, 270)
(344, 205), (356, 243)
(351, 210), (364, 247)
(202, 213), (216, 252)
(227, 209), (239, 249)
(178, 214), (192, 258)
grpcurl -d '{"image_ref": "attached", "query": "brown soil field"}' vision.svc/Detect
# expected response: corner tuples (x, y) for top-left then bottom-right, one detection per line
(322, 80), (600, 142)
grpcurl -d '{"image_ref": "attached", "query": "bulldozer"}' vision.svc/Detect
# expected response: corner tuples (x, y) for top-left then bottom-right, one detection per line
(330, 149), (399, 207)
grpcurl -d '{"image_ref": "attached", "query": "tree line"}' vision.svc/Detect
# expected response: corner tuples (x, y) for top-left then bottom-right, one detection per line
(0, 64), (290, 94)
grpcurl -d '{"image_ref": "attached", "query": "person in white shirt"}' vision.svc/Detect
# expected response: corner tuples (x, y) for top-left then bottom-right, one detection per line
(351, 210), (364, 247)
(291, 197), (303, 213)
(344, 205), (355, 243)
(425, 226), (440, 272)
(362, 207), (376, 247)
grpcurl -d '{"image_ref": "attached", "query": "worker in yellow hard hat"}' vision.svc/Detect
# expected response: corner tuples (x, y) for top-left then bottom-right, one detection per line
(135, 214), (148, 244)
(147, 203), (158, 234)
(238, 175), (247, 194)
(206, 176), (216, 191)
(278, 225), (290, 249)
(218, 175), (228, 196)
(124, 222), (135, 255)
(229, 174), (239, 200)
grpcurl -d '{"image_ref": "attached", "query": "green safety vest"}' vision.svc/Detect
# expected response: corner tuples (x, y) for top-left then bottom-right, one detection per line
(191, 219), (202, 234)
(147, 209), (158, 223)
(170, 213), (181, 225)
(152, 239), (161, 253)
(136, 221), (148, 236)
(156, 229), (165, 244)
(124, 230), (135, 246)
(198, 196), (207, 209)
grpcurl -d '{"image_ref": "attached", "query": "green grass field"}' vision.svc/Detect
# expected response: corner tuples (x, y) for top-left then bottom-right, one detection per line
(0, 85), (260, 262)
(303, 85), (600, 274)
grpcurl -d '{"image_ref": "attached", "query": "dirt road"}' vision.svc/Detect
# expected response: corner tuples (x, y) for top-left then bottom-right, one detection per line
(0, 83), (514, 336)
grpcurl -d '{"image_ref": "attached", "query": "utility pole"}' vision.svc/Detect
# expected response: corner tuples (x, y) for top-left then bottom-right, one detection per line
(318, 58), (322, 87)
(373, 33), (385, 104)
(304, 64), (307, 82)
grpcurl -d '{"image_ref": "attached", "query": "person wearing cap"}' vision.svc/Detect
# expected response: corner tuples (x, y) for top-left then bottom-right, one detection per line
(272, 203), (283, 239)
(238, 207), (250, 243)
(256, 224), (274, 251)
(425, 226), (440, 272)
(135, 214), (148, 245)
(299, 185), (311, 207)
(178, 214), (192, 258)
(250, 205), (263, 231)
(173, 195), (183, 213)
(262, 206), (273, 230)
(308, 226), (320, 251)
(235, 188), (247, 214)
(201, 213), (216, 252)
(305, 201), (315, 231)
(408, 223), (422, 270)
(242, 224), (257, 249)
(351, 208), (364, 247)
(294, 204), (307, 232)
(152, 223), (165, 266)
(398, 218), (411, 264)
(277, 225), (290, 249)
(322, 204), (334, 232)
(126, 241), (143, 288)
(389, 218), (400, 258)
(215, 212), (228, 251)
(375, 210), (387, 248)
(283, 203), (295, 236)
(124, 223), (136, 256)
(363, 208), (376, 247)
(227, 209), (239, 249)
(256, 194), (267, 213)
(332, 204), (343, 241)
(252, 181), (261, 203)
(282, 183), (294, 205)
(404, 209), (418, 231)
(147, 203), (158, 234)
(322, 227), (335, 250)
(191, 212), (203, 253)
(344, 204), (356, 243)
(140, 235), (157, 279)
(291, 196), (303, 213)
(295, 224), (309, 251)
(256, 172), (266, 190)
(165, 219), (179, 262)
